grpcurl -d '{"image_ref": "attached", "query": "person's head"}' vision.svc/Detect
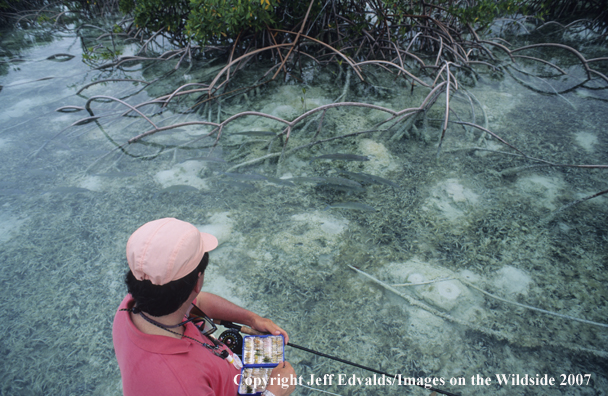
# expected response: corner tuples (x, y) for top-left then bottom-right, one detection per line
(124, 218), (218, 316)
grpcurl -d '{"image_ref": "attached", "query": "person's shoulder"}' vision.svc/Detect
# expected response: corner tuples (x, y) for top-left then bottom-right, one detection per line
(118, 294), (135, 309)
(112, 295), (133, 330)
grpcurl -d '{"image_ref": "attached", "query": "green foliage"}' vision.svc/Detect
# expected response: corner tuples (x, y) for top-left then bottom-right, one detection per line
(36, 14), (51, 24)
(0, 0), (30, 11)
(525, 0), (608, 31)
(380, 0), (528, 32)
(119, 0), (320, 45)
(116, 0), (538, 48)
(447, 0), (528, 30)
(119, 0), (190, 43)
(118, 0), (135, 14)
(186, 0), (280, 44)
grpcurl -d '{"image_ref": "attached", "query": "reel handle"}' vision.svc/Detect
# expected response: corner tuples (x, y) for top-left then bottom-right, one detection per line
(189, 304), (265, 335)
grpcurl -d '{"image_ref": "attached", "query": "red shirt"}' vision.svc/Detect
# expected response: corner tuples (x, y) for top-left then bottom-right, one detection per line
(113, 295), (240, 396)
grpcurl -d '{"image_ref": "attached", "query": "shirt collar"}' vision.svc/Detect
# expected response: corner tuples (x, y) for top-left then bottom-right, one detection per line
(123, 297), (204, 355)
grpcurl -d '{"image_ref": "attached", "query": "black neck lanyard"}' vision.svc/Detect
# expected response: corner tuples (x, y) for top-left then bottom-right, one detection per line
(121, 307), (229, 359)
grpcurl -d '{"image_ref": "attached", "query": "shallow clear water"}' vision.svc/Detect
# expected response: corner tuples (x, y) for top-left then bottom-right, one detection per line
(1, 21), (607, 396)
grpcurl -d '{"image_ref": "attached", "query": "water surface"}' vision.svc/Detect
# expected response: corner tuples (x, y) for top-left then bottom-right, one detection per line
(1, 21), (607, 396)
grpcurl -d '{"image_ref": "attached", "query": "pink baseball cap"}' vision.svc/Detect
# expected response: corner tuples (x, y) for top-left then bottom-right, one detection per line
(126, 218), (218, 285)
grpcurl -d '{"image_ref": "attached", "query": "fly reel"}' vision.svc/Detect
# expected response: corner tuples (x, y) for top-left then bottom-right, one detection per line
(218, 328), (243, 357)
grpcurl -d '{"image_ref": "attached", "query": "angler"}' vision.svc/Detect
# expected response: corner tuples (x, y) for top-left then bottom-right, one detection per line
(112, 218), (296, 396)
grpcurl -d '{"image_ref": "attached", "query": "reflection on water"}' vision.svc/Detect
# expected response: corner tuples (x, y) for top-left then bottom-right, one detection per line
(0, 21), (607, 396)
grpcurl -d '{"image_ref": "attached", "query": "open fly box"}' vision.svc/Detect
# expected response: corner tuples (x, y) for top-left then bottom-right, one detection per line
(237, 335), (285, 395)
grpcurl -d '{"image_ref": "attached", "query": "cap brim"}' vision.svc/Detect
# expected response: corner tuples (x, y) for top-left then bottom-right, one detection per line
(200, 231), (218, 253)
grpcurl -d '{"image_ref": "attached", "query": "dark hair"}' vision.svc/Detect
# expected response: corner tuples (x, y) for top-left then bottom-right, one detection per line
(125, 252), (209, 316)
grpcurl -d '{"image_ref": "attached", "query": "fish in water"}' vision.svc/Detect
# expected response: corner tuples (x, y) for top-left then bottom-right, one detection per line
(308, 153), (369, 164)
(316, 177), (363, 190)
(231, 131), (276, 136)
(28, 169), (56, 177)
(316, 176), (366, 193)
(77, 149), (112, 156)
(289, 176), (326, 184)
(152, 184), (199, 199)
(179, 156), (226, 164)
(0, 189), (25, 195)
(324, 202), (377, 212)
(217, 180), (256, 190)
(222, 172), (267, 181)
(339, 170), (399, 188)
(318, 183), (365, 194)
(93, 171), (137, 178)
(158, 185), (199, 194)
(264, 176), (295, 187)
(45, 187), (92, 194)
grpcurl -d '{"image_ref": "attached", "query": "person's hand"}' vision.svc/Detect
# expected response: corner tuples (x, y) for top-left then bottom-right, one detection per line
(250, 315), (289, 344)
(265, 361), (296, 396)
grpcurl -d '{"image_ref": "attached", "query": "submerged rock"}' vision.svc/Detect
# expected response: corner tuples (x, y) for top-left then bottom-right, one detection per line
(197, 212), (234, 246)
(358, 139), (398, 174)
(154, 160), (209, 190)
(492, 265), (532, 296)
(515, 174), (564, 211)
(380, 258), (476, 313)
(573, 131), (598, 152)
(423, 280), (466, 311)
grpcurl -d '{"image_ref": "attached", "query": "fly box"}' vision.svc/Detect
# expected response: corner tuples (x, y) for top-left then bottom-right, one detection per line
(238, 335), (285, 395)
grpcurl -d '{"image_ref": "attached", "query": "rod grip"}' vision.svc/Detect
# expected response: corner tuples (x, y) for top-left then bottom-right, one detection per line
(212, 318), (265, 335)
(238, 326), (265, 336)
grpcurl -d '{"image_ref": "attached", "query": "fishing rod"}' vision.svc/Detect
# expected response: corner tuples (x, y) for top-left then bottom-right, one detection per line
(286, 342), (460, 396)
(207, 315), (461, 396)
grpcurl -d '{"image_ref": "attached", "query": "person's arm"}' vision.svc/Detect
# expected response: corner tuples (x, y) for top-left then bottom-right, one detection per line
(195, 292), (289, 344)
